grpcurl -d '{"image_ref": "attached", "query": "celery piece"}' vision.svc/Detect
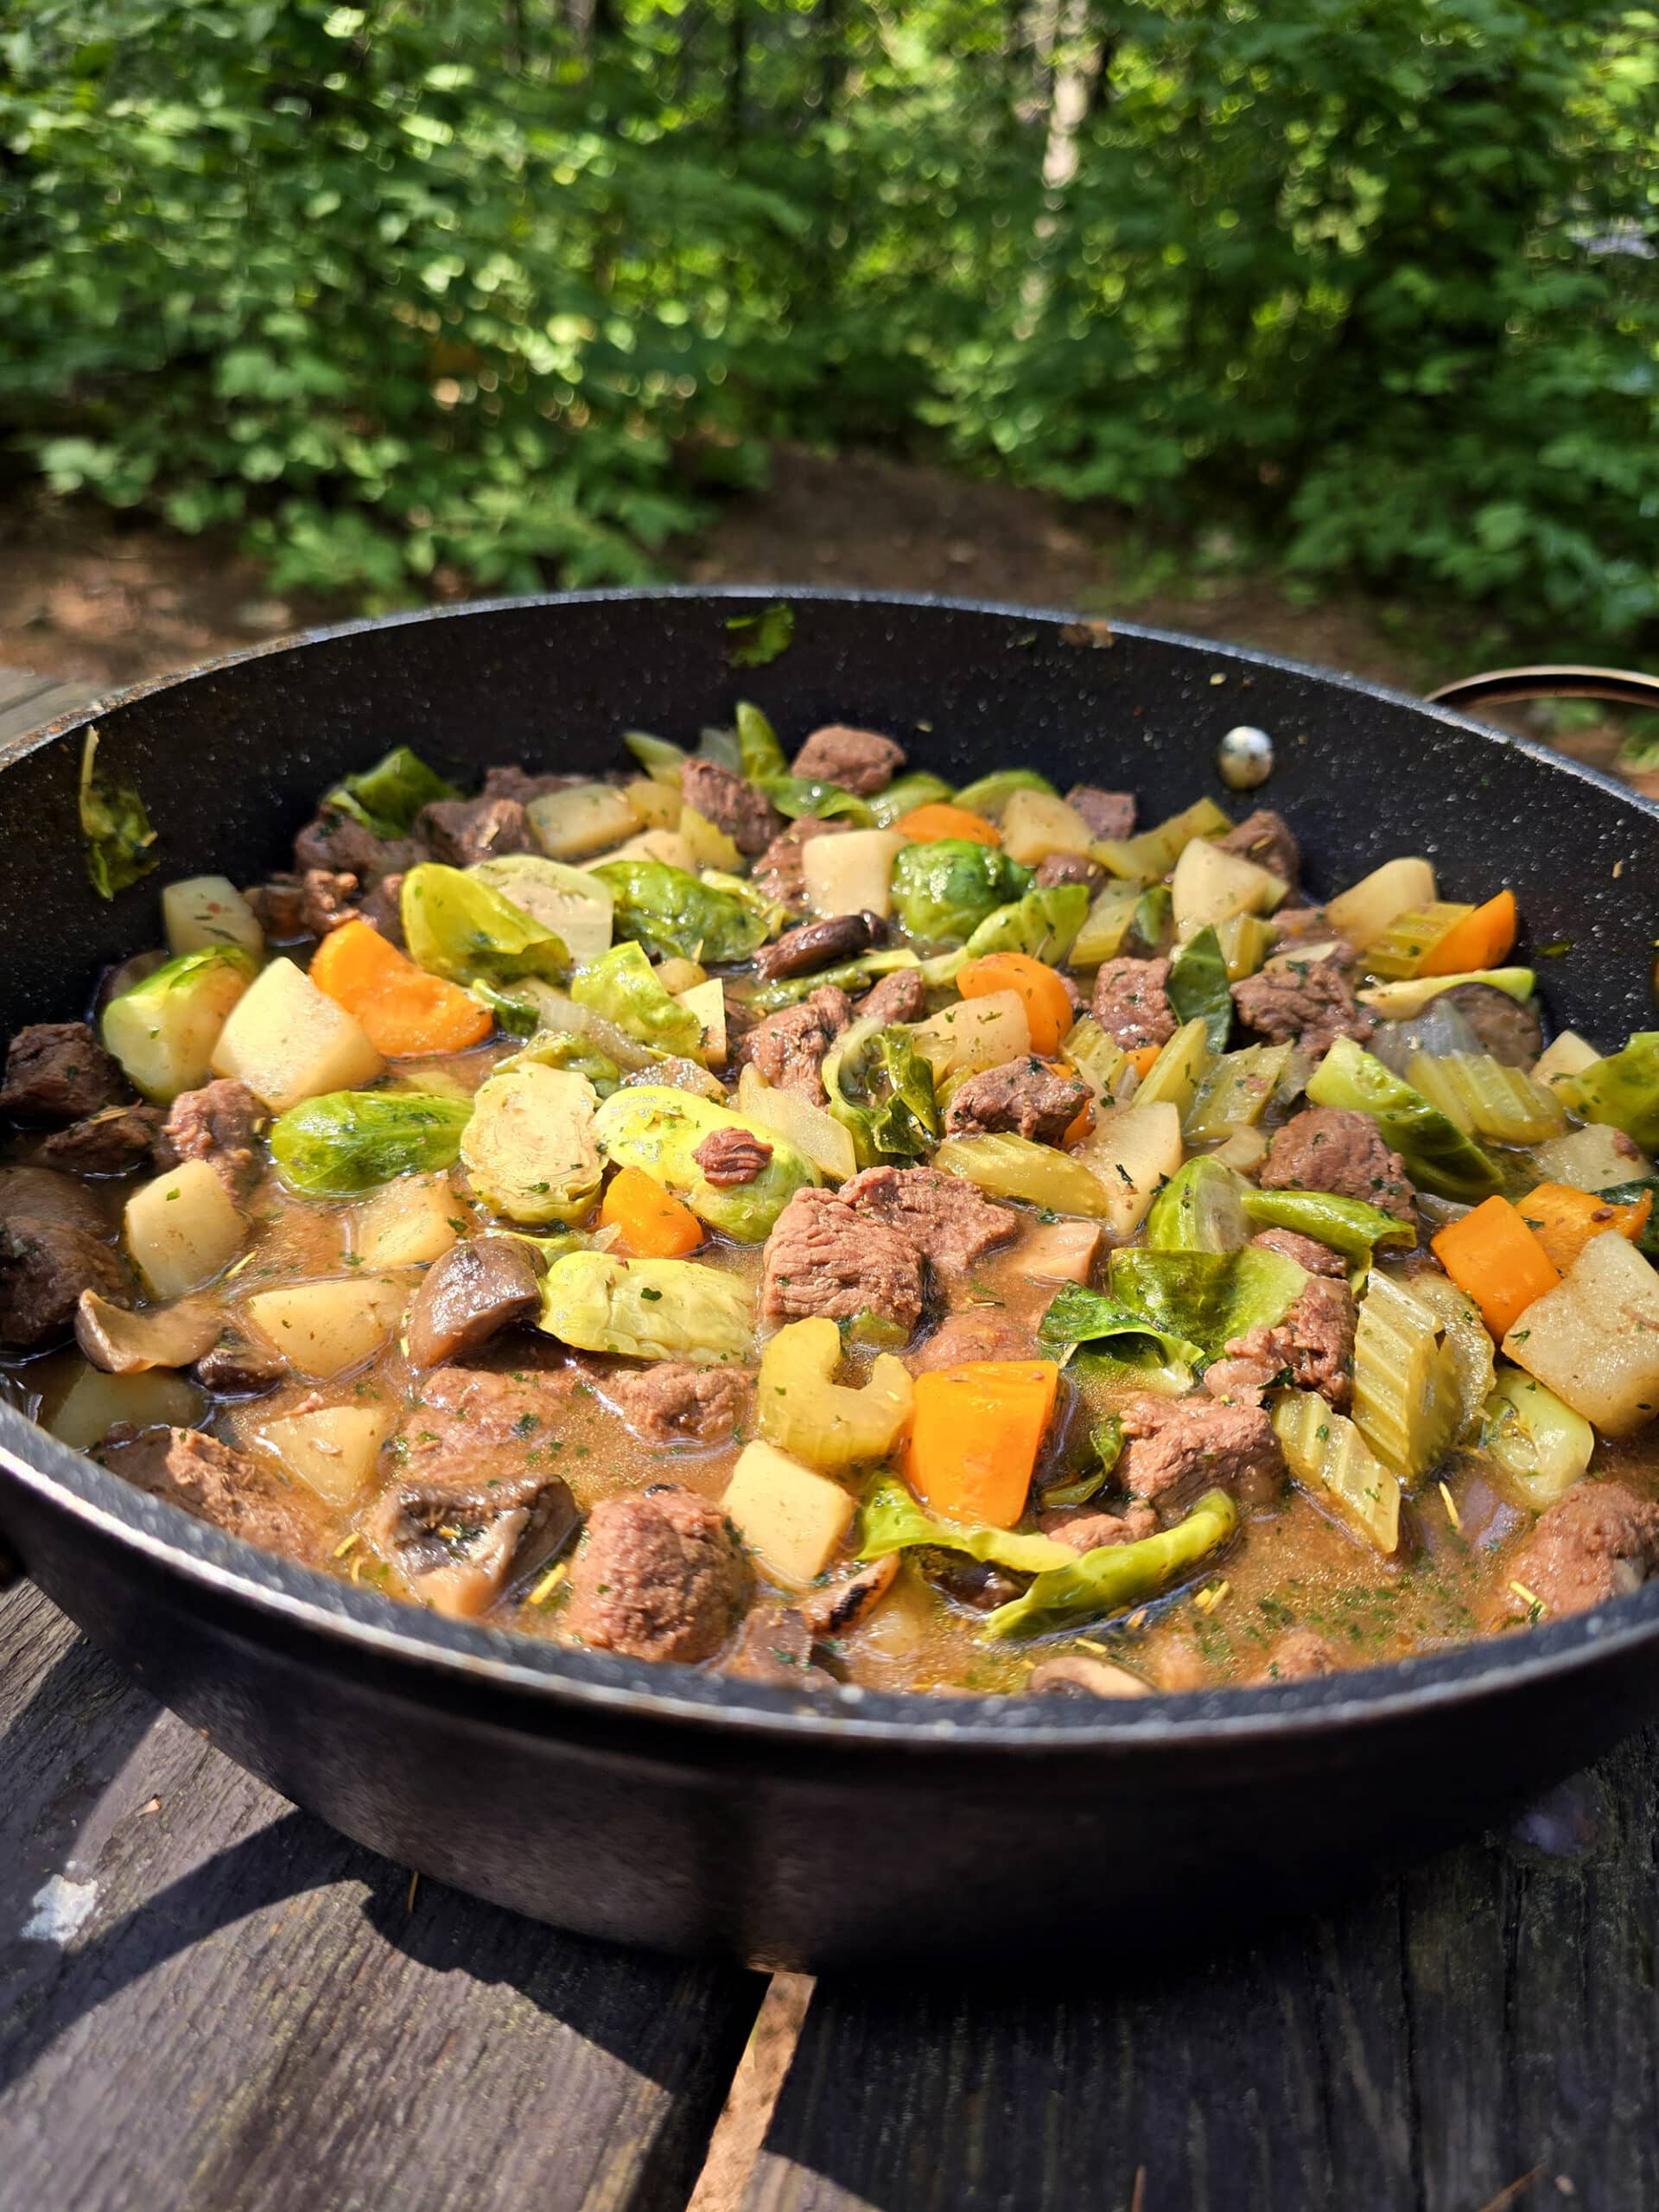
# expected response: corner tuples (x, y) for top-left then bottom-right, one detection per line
(1092, 798), (1232, 882)
(1108, 1244), (1306, 1358)
(1408, 1051), (1565, 1146)
(1144, 1156), (1250, 1254)
(1061, 1014), (1129, 1103)
(1274, 1390), (1402, 1555)
(1134, 1016), (1214, 1119)
(1351, 1269), (1465, 1482)
(1362, 902), (1474, 982)
(1481, 1368), (1595, 1509)
(757, 1318), (913, 1471)
(982, 1491), (1237, 1637)
(1408, 1270), (1497, 1440)
(1071, 879), (1145, 966)
(1184, 1042), (1292, 1143)
(1555, 1032), (1659, 1153)
(869, 772), (954, 828)
(1306, 1034), (1500, 1201)
(857, 1480), (1075, 1573)
(1240, 1187), (1415, 1266)
(1166, 925), (1233, 1052)
(936, 1132), (1116, 1217)
(1216, 912), (1271, 982)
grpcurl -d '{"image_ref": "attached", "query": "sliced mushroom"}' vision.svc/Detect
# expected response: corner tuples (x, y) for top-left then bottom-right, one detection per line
(1027, 1655), (1153, 1700)
(75, 1289), (223, 1375)
(797, 1554), (899, 1639)
(405, 1236), (543, 1368)
(1438, 982), (1545, 1069)
(368, 1471), (578, 1618)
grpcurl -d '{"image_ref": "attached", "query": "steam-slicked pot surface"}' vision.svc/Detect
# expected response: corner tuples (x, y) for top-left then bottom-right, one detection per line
(3, 588), (1659, 1968)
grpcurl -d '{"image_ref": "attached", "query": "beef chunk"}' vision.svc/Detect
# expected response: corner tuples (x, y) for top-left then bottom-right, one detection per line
(751, 817), (851, 914)
(482, 766), (585, 804)
(101, 1426), (327, 1564)
(1250, 1226), (1349, 1278)
(356, 870), (407, 948)
(587, 1360), (753, 1446)
(761, 1188), (925, 1335)
(160, 1080), (265, 1197)
(248, 868), (360, 939)
(406, 1238), (542, 1368)
(1034, 850), (1106, 895)
(1065, 786), (1136, 842)
(1271, 906), (1348, 953)
(1219, 808), (1299, 887)
(413, 1334), (582, 1445)
(1258, 1630), (1341, 1682)
(725, 1605), (834, 1688)
(194, 1328), (288, 1396)
(1437, 982), (1544, 1069)
(1219, 1277), (1357, 1412)
(908, 1303), (1041, 1371)
(619, 1056), (726, 1101)
(1091, 957), (1177, 1052)
(1232, 957), (1374, 1055)
(855, 967), (929, 1026)
(1, 1022), (130, 1124)
(563, 1489), (750, 1662)
(1262, 1107), (1417, 1229)
(370, 1468), (579, 1619)
(0, 1165), (109, 1236)
(0, 1221), (131, 1351)
(40, 1102), (167, 1176)
(1118, 1393), (1285, 1510)
(789, 725), (907, 797)
(1505, 1482), (1659, 1619)
(734, 984), (852, 1103)
(693, 1127), (773, 1186)
(944, 1057), (1089, 1146)
(416, 794), (537, 866)
(797, 1554), (899, 1638)
(842, 1163), (1018, 1273)
(680, 759), (785, 856)
(293, 810), (423, 889)
(753, 911), (882, 982)
(1039, 1502), (1159, 1553)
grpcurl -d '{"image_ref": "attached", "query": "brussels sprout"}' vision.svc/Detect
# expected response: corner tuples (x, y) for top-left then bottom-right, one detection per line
(594, 1084), (819, 1241)
(1555, 1032), (1659, 1154)
(461, 1064), (602, 1225)
(982, 1491), (1237, 1637)
(498, 1030), (624, 1096)
(571, 943), (703, 1058)
(963, 884), (1090, 964)
(950, 768), (1057, 820)
(102, 944), (257, 1103)
(270, 1089), (472, 1197)
(1481, 1368), (1596, 1508)
(624, 729), (689, 785)
(537, 1249), (754, 1364)
(1107, 1245), (1306, 1359)
(1145, 1156), (1250, 1253)
(588, 859), (769, 963)
(401, 864), (569, 988)
(1306, 1035), (1500, 1202)
(890, 840), (1033, 944)
(470, 854), (613, 967)
(870, 772), (954, 827)
(1166, 926), (1233, 1052)
(1036, 1281), (1205, 1373)
(736, 700), (788, 781)
(821, 1019), (940, 1169)
(756, 776), (874, 827)
(324, 746), (457, 835)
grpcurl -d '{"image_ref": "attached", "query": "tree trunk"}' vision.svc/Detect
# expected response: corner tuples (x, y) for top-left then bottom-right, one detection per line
(1017, 0), (1099, 334)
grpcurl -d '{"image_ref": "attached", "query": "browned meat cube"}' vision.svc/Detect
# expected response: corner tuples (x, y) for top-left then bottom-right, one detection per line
(790, 725), (907, 796)
(761, 1187), (925, 1335)
(0, 1022), (130, 1125)
(563, 1489), (750, 1662)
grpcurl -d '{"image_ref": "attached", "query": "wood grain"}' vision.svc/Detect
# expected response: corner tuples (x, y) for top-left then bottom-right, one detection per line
(0, 1583), (763, 2212)
(739, 1734), (1659, 2212)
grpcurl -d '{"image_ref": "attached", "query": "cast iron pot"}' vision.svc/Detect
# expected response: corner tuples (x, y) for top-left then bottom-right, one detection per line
(3, 588), (1658, 1969)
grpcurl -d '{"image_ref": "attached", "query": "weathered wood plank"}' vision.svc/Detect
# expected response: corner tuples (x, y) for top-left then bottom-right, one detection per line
(0, 669), (101, 749)
(0, 1582), (764, 2212)
(740, 1735), (1659, 2212)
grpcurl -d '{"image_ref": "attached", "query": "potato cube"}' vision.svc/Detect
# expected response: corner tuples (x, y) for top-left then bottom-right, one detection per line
(256, 1402), (397, 1509)
(162, 874), (264, 960)
(1325, 857), (1437, 953)
(125, 1158), (247, 1300)
(722, 1439), (855, 1586)
(211, 957), (384, 1111)
(528, 782), (642, 860)
(1000, 789), (1095, 867)
(1020, 1218), (1103, 1282)
(677, 977), (728, 1068)
(1503, 1232), (1659, 1438)
(1170, 837), (1286, 939)
(911, 989), (1031, 1082)
(1075, 1103), (1185, 1240)
(242, 1276), (409, 1381)
(350, 1174), (462, 1268)
(48, 1364), (203, 1450)
(803, 829), (906, 920)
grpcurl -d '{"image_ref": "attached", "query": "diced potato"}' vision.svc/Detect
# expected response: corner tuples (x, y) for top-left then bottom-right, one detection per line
(679, 805), (744, 873)
(1534, 1029), (1600, 1088)
(587, 829), (699, 873)
(350, 1173), (461, 1268)
(527, 781), (641, 860)
(1169, 837), (1285, 939)
(48, 1364), (204, 1450)
(722, 1438), (855, 1586)
(255, 1402), (396, 1509)
(1530, 1122), (1653, 1192)
(211, 957), (384, 1112)
(625, 776), (682, 830)
(1075, 1102), (1185, 1239)
(911, 989), (1031, 1082)
(737, 1064), (858, 1181)
(1000, 789), (1095, 867)
(1021, 1218), (1103, 1281)
(103, 946), (257, 1103)
(803, 829), (907, 921)
(1503, 1232), (1659, 1437)
(677, 976), (728, 1069)
(656, 957), (707, 995)
(1325, 857), (1437, 952)
(125, 1158), (247, 1300)
(468, 855), (613, 967)
(162, 875), (264, 960)
(242, 1276), (409, 1381)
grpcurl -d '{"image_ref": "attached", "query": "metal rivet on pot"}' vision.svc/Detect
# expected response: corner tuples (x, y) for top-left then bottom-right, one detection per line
(1217, 725), (1274, 789)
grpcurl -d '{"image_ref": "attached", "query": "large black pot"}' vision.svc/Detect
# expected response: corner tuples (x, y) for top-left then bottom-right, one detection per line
(3, 588), (1658, 1968)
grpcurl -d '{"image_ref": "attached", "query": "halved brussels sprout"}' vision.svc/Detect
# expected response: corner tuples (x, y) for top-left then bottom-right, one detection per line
(462, 1064), (602, 1226)
(537, 1249), (754, 1363)
(401, 864), (569, 988)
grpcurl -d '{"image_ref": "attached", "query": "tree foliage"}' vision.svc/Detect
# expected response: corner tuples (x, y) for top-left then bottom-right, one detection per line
(3, 0), (1657, 638)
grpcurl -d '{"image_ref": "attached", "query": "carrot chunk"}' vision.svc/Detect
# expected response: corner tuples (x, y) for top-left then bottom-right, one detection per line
(1431, 1194), (1560, 1338)
(958, 952), (1074, 1056)
(599, 1166), (705, 1258)
(906, 1358), (1060, 1529)
(1516, 1180), (1652, 1275)
(893, 803), (1002, 848)
(308, 919), (493, 1058)
(1420, 890), (1518, 977)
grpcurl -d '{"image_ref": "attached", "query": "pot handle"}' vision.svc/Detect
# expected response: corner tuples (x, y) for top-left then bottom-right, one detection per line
(1427, 664), (1659, 714)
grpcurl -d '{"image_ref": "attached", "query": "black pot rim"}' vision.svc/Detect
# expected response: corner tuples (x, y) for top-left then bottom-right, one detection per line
(10, 583), (1659, 1757)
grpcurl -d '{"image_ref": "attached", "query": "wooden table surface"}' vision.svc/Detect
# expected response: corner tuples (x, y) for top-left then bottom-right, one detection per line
(3, 662), (1658, 2209)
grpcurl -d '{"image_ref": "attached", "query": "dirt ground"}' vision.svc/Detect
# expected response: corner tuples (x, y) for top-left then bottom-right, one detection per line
(0, 446), (1643, 784)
